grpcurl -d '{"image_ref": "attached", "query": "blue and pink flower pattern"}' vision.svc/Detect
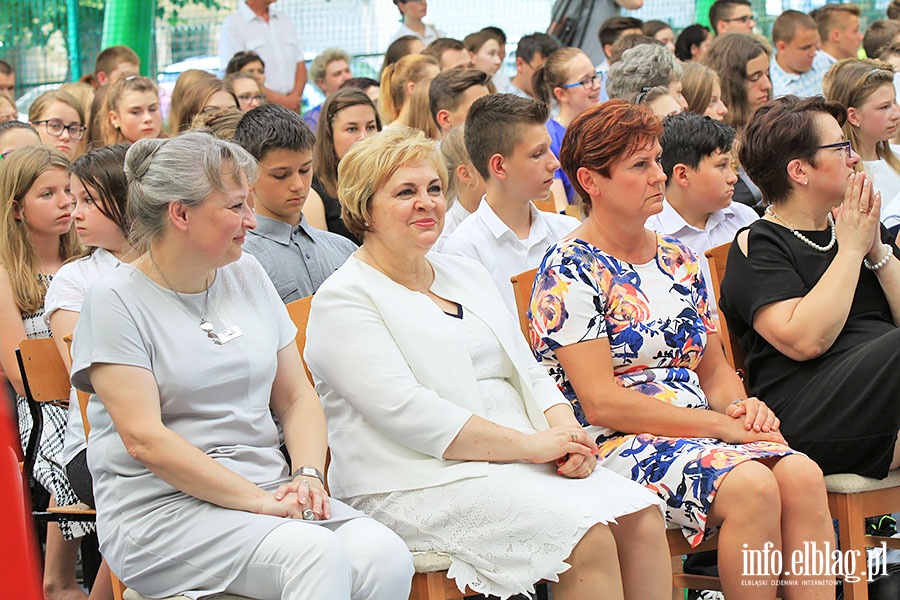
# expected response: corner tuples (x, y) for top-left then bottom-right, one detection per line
(530, 236), (793, 546)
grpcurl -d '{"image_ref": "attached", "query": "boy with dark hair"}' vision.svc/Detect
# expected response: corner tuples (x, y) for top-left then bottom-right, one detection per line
(428, 68), (490, 135)
(94, 45), (140, 87)
(596, 16), (643, 101)
(442, 93), (579, 311)
(505, 32), (561, 98)
(647, 112), (757, 314)
(423, 37), (470, 71)
(234, 103), (356, 302)
(709, 0), (755, 36)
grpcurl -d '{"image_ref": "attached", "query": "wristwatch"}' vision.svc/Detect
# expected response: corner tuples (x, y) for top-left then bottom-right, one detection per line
(292, 466), (325, 486)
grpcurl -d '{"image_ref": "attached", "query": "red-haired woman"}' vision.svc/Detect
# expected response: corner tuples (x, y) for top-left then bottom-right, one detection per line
(528, 100), (835, 599)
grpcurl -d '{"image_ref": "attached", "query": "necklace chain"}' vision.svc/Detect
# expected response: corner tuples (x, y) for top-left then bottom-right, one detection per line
(765, 206), (836, 252)
(148, 250), (219, 343)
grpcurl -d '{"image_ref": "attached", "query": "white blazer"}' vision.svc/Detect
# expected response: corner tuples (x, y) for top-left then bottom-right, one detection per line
(305, 253), (570, 499)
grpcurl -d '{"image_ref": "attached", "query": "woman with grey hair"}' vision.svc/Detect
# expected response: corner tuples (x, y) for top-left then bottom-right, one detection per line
(606, 43), (687, 110)
(69, 132), (413, 600)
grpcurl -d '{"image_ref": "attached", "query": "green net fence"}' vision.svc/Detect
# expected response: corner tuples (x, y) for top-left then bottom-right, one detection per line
(0, 0), (893, 111)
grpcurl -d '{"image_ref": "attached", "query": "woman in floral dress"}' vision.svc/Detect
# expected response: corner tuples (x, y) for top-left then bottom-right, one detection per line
(529, 100), (836, 599)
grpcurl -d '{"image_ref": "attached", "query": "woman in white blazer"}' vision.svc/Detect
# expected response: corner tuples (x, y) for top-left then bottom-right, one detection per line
(305, 127), (671, 600)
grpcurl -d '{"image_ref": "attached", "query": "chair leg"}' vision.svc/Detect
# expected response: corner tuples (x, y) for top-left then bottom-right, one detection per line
(831, 493), (869, 600)
(110, 569), (127, 600)
(672, 555), (685, 600)
(409, 571), (466, 600)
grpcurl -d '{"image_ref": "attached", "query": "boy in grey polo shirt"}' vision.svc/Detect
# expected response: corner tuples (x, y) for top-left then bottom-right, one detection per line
(235, 104), (356, 303)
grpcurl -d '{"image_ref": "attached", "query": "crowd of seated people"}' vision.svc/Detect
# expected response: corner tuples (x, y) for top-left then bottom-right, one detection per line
(6, 2), (900, 598)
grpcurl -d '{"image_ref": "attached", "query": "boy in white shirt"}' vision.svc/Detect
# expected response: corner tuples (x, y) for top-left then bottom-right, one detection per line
(441, 93), (580, 312)
(646, 112), (758, 315)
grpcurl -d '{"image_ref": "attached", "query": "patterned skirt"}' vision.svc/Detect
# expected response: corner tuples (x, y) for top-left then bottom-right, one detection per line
(596, 432), (793, 547)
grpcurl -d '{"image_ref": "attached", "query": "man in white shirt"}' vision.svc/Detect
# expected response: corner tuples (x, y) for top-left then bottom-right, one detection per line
(219, 0), (307, 111)
(442, 94), (580, 312)
(647, 113), (757, 316)
(769, 10), (829, 99)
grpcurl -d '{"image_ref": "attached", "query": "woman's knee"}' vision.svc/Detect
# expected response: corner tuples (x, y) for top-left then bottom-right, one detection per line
(772, 455), (827, 506)
(714, 460), (781, 521)
(335, 518), (413, 598)
(611, 506), (665, 544)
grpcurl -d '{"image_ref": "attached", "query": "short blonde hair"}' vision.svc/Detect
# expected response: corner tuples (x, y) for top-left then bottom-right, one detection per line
(337, 126), (447, 240)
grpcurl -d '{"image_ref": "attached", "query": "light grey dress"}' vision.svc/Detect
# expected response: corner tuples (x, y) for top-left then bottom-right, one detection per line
(71, 254), (361, 599)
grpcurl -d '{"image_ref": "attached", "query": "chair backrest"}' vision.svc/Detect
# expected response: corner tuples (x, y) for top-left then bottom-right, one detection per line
(532, 198), (556, 213)
(17, 338), (70, 404)
(286, 296), (314, 384)
(16, 337), (71, 481)
(510, 268), (538, 342)
(704, 242), (747, 382)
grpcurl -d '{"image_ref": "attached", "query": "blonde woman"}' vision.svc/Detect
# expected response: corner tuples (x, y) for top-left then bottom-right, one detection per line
(167, 71), (235, 134)
(0, 146), (85, 600)
(97, 76), (162, 147)
(823, 59), (900, 230)
(379, 53), (439, 127)
(434, 126), (485, 250)
(681, 62), (728, 121)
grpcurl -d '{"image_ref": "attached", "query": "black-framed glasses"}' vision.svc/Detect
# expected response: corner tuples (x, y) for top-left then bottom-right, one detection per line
(817, 140), (852, 158)
(722, 14), (755, 24)
(32, 119), (86, 140)
(562, 72), (602, 89)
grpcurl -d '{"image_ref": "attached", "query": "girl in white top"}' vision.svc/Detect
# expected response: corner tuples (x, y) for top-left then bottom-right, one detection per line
(44, 144), (133, 600)
(823, 59), (900, 229)
(389, 0), (442, 45)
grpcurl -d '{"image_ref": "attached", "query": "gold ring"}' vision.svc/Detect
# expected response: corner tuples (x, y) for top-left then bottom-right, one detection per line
(860, 208), (869, 213)
(570, 432), (578, 442)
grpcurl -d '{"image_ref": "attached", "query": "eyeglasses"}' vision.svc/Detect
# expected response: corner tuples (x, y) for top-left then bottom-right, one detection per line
(634, 86), (655, 105)
(561, 72), (601, 89)
(722, 14), (755, 24)
(817, 140), (852, 159)
(32, 119), (86, 140)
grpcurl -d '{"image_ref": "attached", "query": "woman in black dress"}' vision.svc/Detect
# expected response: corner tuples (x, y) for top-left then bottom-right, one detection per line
(720, 95), (900, 479)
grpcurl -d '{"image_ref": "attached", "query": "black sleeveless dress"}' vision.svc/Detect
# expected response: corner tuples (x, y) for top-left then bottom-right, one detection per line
(719, 219), (900, 479)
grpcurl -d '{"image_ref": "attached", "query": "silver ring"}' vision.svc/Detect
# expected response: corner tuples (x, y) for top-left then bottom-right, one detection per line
(302, 508), (316, 521)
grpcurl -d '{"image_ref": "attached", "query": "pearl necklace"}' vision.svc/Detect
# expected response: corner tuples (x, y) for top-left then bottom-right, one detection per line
(765, 206), (836, 252)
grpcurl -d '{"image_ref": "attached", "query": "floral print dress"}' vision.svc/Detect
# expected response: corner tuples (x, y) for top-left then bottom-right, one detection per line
(530, 235), (793, 546)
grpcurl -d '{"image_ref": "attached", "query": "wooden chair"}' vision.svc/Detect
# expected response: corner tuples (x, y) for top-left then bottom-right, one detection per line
(509, 269), (722, 595)
(16, 337), (96, 523)
(705, 242), (900, 600)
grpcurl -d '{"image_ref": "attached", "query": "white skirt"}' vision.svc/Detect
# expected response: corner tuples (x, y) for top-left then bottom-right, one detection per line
(348, 460), (662, 599)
